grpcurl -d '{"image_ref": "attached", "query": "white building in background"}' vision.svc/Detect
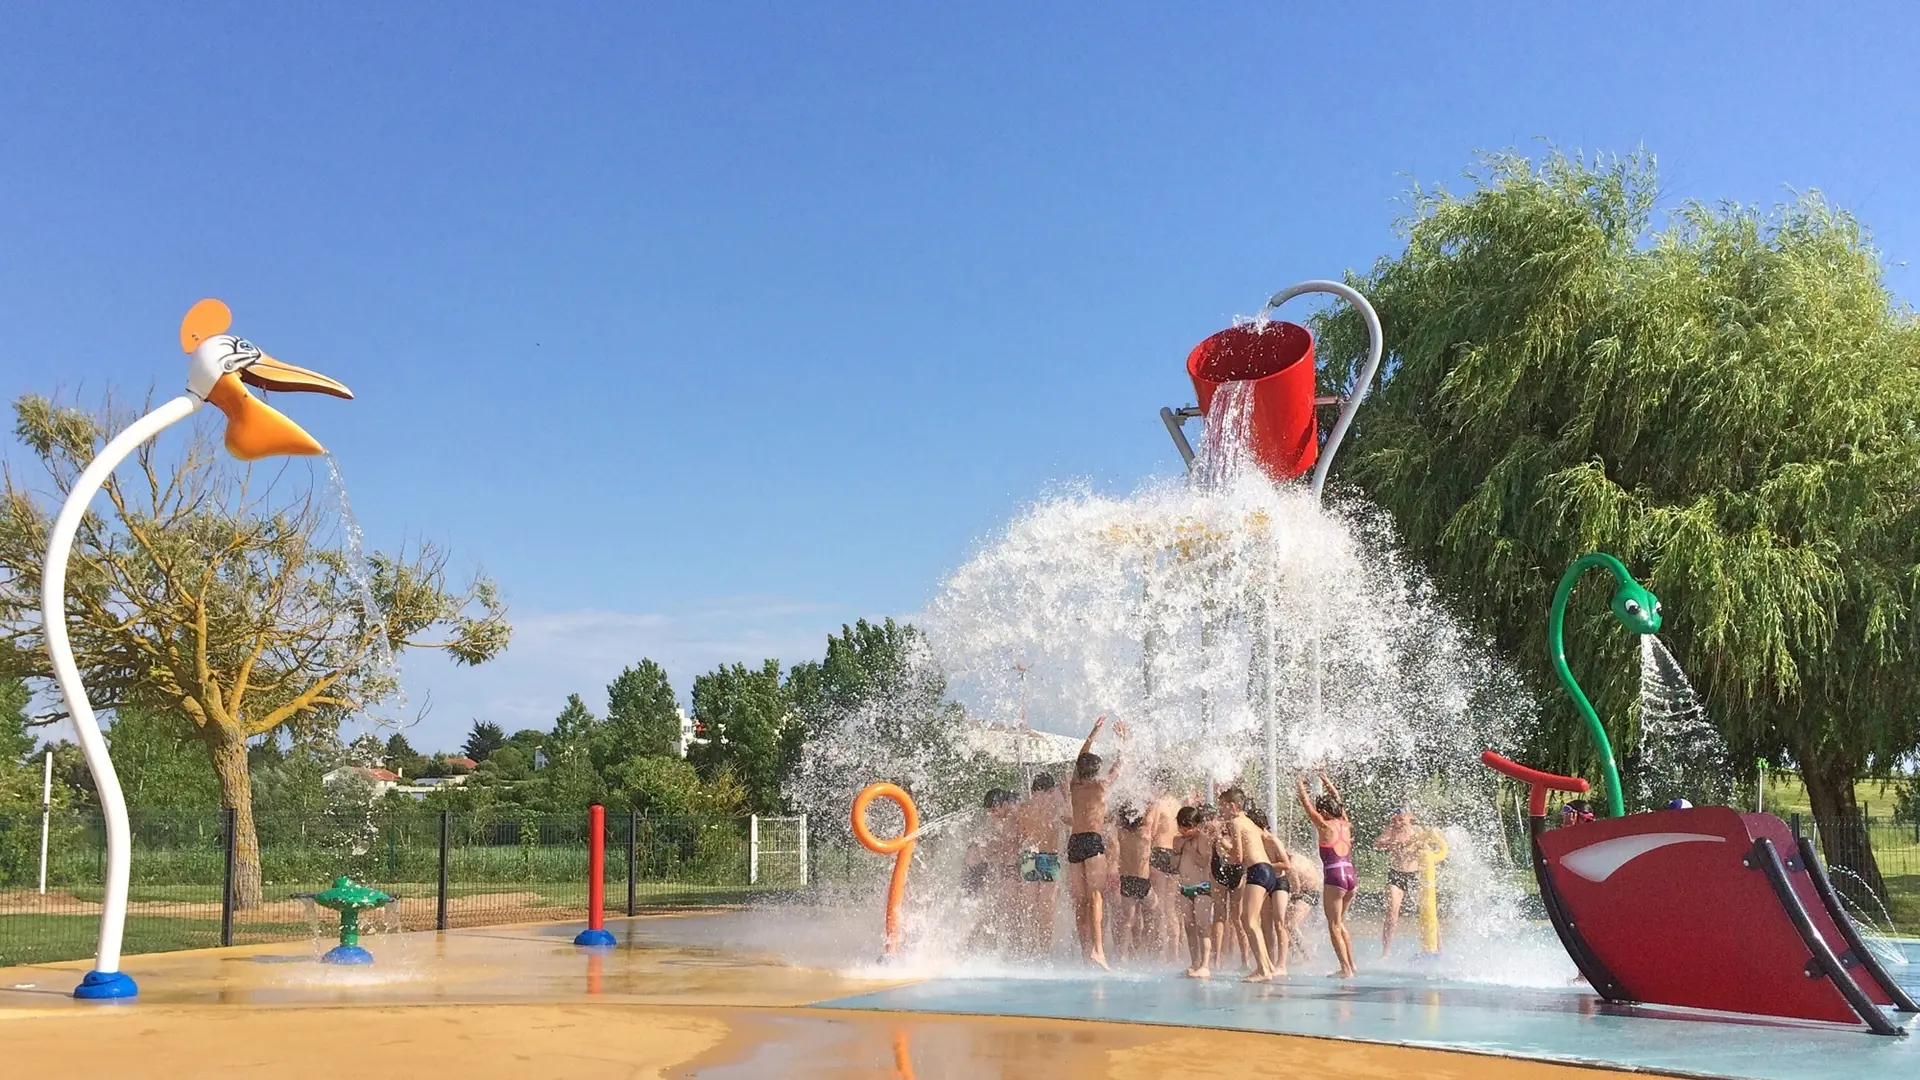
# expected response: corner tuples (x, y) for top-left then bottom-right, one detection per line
(678, 707), (701, 758)
(957, 722), (1083, 770)
(322, 766), (401, 799)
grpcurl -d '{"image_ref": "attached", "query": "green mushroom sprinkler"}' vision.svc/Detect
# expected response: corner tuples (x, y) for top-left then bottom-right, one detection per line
(1548, 552), (1662, 817)
(305, 876), (396, 965)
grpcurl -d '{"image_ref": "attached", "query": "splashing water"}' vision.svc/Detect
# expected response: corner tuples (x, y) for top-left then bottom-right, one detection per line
(1633, 635), (1736, 811)
(321, 455), (406, 732)
(1822, 863), (1912, 969)
(781, 376), (1570, 984)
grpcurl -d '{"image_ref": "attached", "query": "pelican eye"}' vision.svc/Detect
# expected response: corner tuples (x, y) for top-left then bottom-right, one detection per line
(223, 339), (259, 371)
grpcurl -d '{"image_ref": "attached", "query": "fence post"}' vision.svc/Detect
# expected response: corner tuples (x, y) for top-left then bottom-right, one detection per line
(436, 810), (450, 932)
(220, 806), (237, 948)
(749, 814), (760, 885)
(626, 810), (638, 917)
(37, 750), (52, 894)
(1790, 812), (1803, 839)
(799, 815), (809, 887)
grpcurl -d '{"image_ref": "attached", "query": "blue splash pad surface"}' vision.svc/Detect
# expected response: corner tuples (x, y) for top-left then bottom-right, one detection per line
(819, 953), (1920, 1080)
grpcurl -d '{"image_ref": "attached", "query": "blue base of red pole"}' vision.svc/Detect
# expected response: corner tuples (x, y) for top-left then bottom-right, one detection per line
(573, 927), (617, 947)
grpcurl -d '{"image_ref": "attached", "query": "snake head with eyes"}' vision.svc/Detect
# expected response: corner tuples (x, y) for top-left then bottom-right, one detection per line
(1609, 579), (1663, 635)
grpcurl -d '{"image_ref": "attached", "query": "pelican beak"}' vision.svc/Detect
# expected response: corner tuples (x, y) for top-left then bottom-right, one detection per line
(237, 354), (353, 400)
(207, 373), (330, 460)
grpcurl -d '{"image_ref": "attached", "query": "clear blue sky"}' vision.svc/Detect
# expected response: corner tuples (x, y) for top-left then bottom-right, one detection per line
(5, 4), (1917, 750)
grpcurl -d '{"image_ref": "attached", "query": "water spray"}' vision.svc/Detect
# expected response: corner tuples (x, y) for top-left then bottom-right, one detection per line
(298, 876), (396, 965)
(1164, 281), (1383, 827)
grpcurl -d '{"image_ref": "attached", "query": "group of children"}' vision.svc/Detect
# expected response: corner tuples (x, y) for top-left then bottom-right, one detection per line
(963, 716), (1451, 980)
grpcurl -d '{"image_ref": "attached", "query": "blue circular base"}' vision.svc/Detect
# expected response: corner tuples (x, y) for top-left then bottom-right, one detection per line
(321, 944), (375, 965)
(73, 969), (139, 999)
(573, 928), (617, 948)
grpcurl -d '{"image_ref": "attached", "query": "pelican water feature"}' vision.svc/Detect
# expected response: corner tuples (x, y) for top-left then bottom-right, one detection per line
(41, 299), (351, 999)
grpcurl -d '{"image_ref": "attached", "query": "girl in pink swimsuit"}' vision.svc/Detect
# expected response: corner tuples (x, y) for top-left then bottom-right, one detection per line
(1297, 771), (1358, 978)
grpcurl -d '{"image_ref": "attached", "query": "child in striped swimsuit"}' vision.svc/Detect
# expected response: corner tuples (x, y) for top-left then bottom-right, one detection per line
(1297, 770), (1357, 978)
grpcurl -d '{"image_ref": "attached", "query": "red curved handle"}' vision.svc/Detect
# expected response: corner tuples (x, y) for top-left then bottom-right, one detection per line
(1481, 751), (1589, 817)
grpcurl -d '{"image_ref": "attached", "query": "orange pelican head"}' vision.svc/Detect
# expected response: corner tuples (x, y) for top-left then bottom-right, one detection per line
(179, 299), (352, 460)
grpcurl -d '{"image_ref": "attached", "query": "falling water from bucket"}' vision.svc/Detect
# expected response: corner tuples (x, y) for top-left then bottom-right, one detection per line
(1187, 320), (1321, 484)
(780, 374), (1566, 981)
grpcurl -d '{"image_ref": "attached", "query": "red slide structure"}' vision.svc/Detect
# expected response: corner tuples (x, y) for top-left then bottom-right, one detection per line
(1483, 752), (1916, 1035)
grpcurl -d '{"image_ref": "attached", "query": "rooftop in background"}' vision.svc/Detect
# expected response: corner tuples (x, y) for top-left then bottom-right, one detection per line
(957, 722), (1083, 766)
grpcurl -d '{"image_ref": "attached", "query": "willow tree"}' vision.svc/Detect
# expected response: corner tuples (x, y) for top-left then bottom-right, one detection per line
(0, 393), (513, 905)
(1314, 151), (1920, 897)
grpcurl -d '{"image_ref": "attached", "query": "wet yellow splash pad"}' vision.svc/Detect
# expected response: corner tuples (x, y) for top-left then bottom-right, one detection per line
(1, 919), (1639, 1079)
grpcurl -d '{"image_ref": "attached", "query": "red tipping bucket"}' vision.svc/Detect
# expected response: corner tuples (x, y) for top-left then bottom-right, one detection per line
(1186, 321), (1320, 481)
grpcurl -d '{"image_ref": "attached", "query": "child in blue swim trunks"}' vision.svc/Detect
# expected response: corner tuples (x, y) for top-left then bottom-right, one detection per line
(1173, 804), (1222, 978)
(1017, 773), (1066, 957)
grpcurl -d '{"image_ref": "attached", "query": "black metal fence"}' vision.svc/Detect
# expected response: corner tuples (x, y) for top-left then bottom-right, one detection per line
(1789, 814), (1920, 933)
(0, 808), (837, 967)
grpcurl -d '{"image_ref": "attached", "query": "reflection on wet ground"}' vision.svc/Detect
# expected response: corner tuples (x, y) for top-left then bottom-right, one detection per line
(1, 912), (1912, 1078)
(8, 1003), (1647, 1079)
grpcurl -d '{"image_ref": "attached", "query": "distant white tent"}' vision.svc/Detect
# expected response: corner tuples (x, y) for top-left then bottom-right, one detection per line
(958, 723), (1082, 766)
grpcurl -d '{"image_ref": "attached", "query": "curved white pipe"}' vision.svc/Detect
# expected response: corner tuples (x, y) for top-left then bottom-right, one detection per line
(1257, 279), (1385, 500)
(1256, 280), (1383, 829)
(42, 393), (200, 979)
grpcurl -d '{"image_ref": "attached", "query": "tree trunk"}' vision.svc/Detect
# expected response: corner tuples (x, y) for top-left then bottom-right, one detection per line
(206, 724), (264, 909)
(1799, 751), (1887, 906)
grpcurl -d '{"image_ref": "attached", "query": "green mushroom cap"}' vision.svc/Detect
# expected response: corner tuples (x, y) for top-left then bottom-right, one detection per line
(312, 876), (395, 913)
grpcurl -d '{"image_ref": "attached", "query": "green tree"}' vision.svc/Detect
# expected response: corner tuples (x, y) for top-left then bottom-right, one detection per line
(0, 677), (45, 812)
(0, 393), (512, 906)
(462, 721), (507, 762)
(606, 755), (746, 817)
(548, 695), (598, 764)
(106, 706), (222, 813)
(1313, 150), (1920, 898)
(345, 732), (386, 767)
(0, 678), (87, 884)
(598, 659), (681, 766)
(690, 659), (788, 813)
(785, 619), (986, 826)
(476, 745), (532, 782)
(249, 731), (337, 818)
(383, 732), (425, 778)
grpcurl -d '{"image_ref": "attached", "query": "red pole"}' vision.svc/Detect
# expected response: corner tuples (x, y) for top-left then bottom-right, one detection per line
(587, 804), (605, 929)
(574, 804), (616, 946)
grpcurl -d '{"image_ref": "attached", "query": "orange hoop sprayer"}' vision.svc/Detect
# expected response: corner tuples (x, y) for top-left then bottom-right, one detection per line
(851, 782), (919, 955)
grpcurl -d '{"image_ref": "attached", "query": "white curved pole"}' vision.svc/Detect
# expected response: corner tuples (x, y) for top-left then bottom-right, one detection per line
(42, 393), (200, 984)
(1256, 280), (1384, 829)
(1258, 279), (1385, 500)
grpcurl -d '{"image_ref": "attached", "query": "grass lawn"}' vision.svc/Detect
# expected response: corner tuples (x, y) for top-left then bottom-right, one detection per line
(1, 880), (782, 967)
(0, 914), (312, 967)
(1757, 773), (1916, 822)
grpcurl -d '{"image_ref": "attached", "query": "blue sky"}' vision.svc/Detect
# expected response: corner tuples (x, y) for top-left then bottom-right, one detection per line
(5, 4), (1917, 749)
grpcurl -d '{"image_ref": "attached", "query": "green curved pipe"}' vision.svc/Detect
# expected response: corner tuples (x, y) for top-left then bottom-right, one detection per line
(1548, 552), (1663, 817)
